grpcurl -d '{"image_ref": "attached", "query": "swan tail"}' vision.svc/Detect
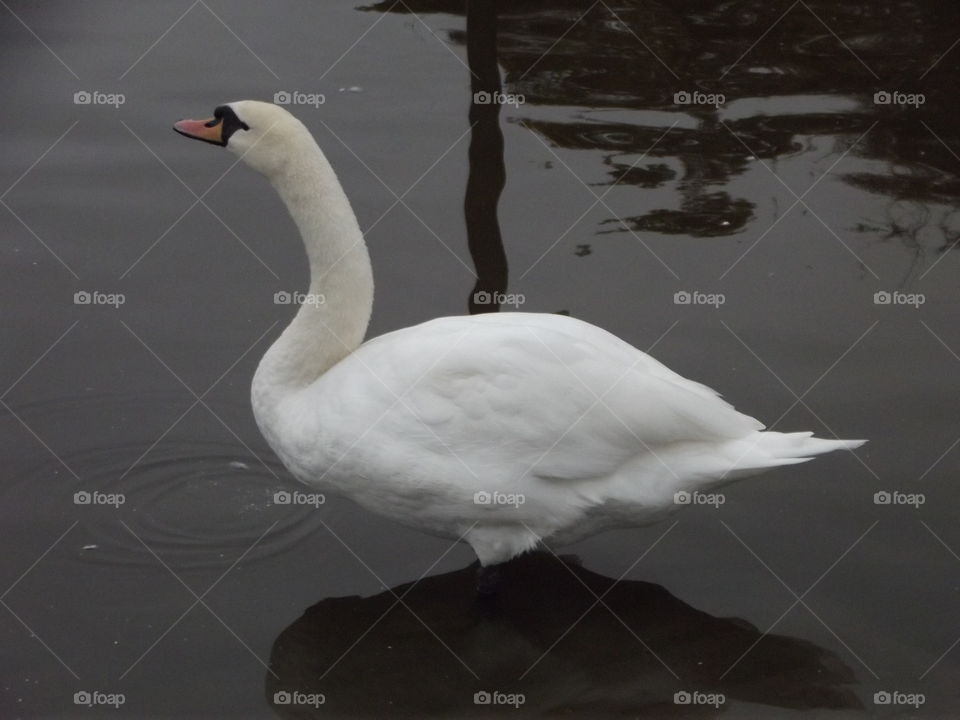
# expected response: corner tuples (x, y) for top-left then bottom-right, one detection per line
(721, 431), (866, 477)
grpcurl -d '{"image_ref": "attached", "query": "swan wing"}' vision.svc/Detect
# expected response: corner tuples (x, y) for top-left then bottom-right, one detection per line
(317, 313), (762, 484)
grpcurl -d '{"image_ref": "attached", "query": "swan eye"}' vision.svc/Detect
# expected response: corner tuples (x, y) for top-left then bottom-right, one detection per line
(212, 105), (250, 142)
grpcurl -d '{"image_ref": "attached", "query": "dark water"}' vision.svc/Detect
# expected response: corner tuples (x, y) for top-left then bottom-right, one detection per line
(2, 1), (959, 717)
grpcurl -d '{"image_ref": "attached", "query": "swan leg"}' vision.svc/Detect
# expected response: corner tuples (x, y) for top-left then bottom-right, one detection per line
(475, 563), (504, 616)
(476, 563), (503, 594)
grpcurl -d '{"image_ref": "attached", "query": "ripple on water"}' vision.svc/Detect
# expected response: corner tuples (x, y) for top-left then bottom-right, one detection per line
(4, 395), (326, 570)
(84, 443), (327, 569)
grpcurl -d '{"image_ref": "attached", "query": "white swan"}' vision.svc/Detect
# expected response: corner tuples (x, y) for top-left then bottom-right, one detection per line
(174, 101), (865, 568)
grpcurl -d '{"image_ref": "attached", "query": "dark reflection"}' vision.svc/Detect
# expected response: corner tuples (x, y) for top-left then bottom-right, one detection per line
(602, 191), (753, 238)
(464, 0), (508, 314)
(266, 553), (860, 717)
(365, 0), (960, 255)
(599, 160), (675, 189)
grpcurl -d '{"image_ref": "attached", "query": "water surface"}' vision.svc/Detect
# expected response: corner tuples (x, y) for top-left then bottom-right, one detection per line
(2, 1), (959, 717)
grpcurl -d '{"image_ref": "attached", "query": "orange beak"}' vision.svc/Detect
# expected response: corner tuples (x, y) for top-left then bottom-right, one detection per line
(173, 117), (225, 146)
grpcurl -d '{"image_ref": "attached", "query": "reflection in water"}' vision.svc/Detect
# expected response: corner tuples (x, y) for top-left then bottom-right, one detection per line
(366, 0), (960, 260)
(266, 553), (859, 716)
(601, 190), (753, 238)
(465, 0), (508, 314)
(855, 198), (960, 286)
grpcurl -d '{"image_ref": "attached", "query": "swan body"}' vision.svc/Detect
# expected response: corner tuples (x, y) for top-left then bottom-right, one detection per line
(175, 101), (865, 566)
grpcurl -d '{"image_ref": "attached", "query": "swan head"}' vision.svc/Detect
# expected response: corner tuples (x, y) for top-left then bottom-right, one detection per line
(173, 100), (312, 177)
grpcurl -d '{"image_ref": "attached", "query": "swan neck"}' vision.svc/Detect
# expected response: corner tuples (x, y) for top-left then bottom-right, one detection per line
(256, 142), (373, 399)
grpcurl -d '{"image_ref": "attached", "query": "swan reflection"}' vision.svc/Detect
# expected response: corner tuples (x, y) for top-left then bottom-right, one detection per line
(266, 553), (860, 717)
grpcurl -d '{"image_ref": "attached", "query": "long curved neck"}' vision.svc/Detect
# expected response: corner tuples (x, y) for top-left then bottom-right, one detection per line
(253, 141), (373, 411)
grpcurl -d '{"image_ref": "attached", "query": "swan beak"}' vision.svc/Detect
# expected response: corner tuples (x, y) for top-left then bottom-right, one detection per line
(173, 117), (225, 146)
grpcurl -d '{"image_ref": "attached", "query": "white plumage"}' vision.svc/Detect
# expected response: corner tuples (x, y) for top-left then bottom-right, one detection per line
(176, 101), (865, 566)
